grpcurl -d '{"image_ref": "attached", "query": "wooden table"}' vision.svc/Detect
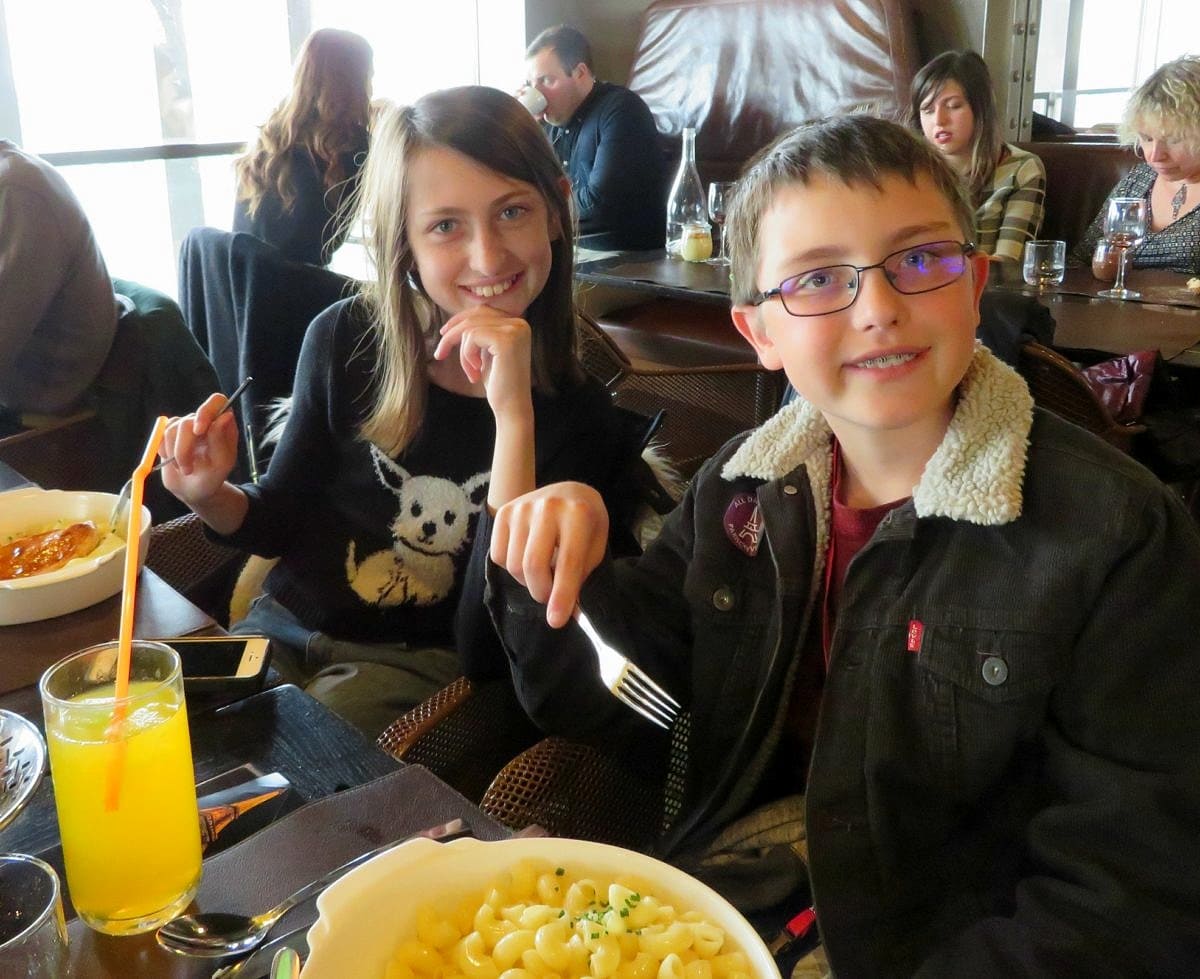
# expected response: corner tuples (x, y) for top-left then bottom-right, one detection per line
(576, 249), (1200, 366)
(988, 265), (1200, 366)
(576, 249), (730, 306)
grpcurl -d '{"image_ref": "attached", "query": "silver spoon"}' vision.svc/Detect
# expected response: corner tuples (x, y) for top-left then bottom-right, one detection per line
(156, 821), (468, 958)
(108, 375), (253, 532)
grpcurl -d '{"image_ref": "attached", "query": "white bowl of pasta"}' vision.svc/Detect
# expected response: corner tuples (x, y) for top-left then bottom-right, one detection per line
(0, 488), (150, 625)
(302, 836), (780, 979)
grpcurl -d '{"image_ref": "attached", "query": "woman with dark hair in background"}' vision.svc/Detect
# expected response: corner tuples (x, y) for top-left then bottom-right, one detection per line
(1074, 55), (1200, 273)
(912, 50), (1046, 265)
(233, 28), (373, 266)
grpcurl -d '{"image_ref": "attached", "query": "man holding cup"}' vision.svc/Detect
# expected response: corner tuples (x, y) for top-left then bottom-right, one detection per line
(522, 25), (666, 250)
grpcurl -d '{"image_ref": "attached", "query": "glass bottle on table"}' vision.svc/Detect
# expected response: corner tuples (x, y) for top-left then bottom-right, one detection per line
(666, 127), (709, 258)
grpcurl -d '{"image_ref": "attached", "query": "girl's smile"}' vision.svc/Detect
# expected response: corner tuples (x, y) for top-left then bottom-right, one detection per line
(461, 273), (523, 300)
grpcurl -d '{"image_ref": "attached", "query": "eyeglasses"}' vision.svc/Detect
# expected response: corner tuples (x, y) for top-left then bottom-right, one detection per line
(751, 240), (976, 317)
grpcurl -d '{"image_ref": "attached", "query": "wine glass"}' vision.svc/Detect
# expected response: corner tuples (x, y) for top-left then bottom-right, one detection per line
(707, 182), (733, 266)
(1097, 197), (1147, 300)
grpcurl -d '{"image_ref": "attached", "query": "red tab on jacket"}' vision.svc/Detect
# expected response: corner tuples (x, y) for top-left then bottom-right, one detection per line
(907, 619), (924, 653)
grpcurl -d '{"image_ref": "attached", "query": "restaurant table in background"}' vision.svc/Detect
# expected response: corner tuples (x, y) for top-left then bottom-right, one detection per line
(0, 683), (508, 978)
(576, 249), (1200, 367)
(576, 249), (729, 306)
(987, 264), (1200, 367)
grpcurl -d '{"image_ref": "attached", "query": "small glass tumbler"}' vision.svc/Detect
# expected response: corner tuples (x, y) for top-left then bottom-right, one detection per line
(1022, 240), (1066, 289)
(1091, 240), (1119, 283)
(0, 854), (69, 978)
(40, 641), (202, 935)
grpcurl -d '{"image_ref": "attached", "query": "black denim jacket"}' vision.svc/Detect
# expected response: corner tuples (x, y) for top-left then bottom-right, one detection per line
(486, 350), (1200, 976)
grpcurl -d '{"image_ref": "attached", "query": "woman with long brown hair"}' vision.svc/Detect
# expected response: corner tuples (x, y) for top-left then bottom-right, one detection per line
(911, 50), (1046, 265)
(233, 28), (373, 265)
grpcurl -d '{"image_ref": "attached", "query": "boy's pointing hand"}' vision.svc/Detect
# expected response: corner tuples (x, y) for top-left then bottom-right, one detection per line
(491, 482), (609, 628)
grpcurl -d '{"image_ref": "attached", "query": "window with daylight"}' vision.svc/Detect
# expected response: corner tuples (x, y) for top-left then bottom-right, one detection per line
(1033, 0), (1200, 131)
(0, 0), (525, 295)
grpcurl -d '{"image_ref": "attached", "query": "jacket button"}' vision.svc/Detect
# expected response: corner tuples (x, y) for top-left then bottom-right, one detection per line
(711, 586), (735, 612)
(981, 656), (1009, 686)
(783, 485), (798, 496)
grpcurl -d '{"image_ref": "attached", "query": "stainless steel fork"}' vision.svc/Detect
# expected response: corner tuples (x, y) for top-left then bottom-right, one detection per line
(576, 610), (681, 729)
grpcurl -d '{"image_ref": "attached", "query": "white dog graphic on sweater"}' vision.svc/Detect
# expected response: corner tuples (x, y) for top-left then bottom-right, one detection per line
(345, 446), (489, 607)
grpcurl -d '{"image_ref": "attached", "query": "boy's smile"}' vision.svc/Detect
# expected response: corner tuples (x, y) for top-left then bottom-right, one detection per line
(732, 171), (988, 460)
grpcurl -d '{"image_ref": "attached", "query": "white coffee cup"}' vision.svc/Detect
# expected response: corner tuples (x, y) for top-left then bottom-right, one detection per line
(517, 86), (547, 116)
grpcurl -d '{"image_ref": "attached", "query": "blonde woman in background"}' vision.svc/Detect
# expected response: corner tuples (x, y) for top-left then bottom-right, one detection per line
(912, 50), (1046, 265)
(233, 28), (373, 266)
(1075, 55), (1200, 274)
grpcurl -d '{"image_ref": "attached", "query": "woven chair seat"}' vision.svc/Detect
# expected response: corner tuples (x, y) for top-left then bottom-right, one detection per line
(377, 679), (542, 804)
(480, 736), (664, 851)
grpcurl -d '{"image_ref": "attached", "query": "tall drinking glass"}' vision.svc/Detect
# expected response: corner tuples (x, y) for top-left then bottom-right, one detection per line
(1097, 197), (1147, 300)
(707, 181), (733, 266)
(39, 640), (202, 935)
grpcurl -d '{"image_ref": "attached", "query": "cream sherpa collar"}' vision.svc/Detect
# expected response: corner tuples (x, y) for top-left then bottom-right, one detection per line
(721, 345), (1035, 526)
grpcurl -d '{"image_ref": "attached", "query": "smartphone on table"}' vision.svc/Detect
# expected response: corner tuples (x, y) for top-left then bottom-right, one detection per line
(158, 635), (272, 696)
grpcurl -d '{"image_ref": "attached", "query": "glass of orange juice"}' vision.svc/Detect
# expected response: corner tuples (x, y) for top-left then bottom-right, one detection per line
(39, 640), (202, 935)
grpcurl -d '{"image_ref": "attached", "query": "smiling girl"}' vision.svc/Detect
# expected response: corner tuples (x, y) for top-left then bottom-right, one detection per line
(161, 87), (649, 735)
(911, 50), (1046, 265)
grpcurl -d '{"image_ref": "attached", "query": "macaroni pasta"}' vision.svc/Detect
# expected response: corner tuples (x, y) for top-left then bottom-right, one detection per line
(385, 859), (753, 979)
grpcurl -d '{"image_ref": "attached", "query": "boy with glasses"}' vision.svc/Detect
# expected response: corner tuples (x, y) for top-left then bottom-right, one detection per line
(478, 115), (1200, 974)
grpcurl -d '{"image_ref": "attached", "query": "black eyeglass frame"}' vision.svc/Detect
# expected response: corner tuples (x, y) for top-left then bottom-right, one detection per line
(750, 240), (978, 317)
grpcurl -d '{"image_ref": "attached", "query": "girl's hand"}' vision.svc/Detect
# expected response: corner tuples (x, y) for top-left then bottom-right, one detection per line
(159, 392), (240, 507)
(491, 482), (609, 628)
(434, 306), (533, 421)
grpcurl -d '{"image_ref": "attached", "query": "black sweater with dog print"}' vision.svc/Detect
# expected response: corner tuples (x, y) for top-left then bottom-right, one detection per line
(217, 298), (645, 651)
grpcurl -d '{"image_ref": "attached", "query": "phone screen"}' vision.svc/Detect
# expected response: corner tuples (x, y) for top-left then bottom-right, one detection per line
(172, 640), (254, 677)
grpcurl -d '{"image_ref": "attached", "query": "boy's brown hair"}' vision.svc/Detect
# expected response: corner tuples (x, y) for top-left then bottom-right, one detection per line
(727, 114), (976, 306)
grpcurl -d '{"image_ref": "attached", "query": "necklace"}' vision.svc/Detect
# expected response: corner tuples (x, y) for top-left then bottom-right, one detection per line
(1171, 182), (1187, 221)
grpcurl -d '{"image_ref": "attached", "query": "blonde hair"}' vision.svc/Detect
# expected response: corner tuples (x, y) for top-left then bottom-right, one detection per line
(354, 87), (580, 457)
(234, 29), (373, 219)
(1120, 55), (1200, 156)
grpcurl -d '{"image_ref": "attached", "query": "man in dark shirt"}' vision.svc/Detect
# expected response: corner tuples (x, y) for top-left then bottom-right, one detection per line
(524, 25), (666, 250)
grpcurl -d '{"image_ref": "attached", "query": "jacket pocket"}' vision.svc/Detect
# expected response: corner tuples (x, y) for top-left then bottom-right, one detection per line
(916, 625), (1065, 799)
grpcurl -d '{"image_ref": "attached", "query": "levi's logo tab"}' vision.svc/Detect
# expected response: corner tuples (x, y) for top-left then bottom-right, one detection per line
(907, 619), (924, 653)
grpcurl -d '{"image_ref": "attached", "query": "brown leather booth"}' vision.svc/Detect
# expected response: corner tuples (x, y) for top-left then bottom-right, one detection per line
(592, 0), (920, 369)
(627, 0), (919, 182)
(1016, 140), (1138, 251)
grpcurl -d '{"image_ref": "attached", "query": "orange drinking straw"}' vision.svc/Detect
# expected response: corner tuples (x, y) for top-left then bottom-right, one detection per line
(104, 415), (168, 811)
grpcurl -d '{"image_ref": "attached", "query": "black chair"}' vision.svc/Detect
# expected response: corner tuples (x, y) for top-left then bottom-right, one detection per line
(178, 227), (355, 475)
